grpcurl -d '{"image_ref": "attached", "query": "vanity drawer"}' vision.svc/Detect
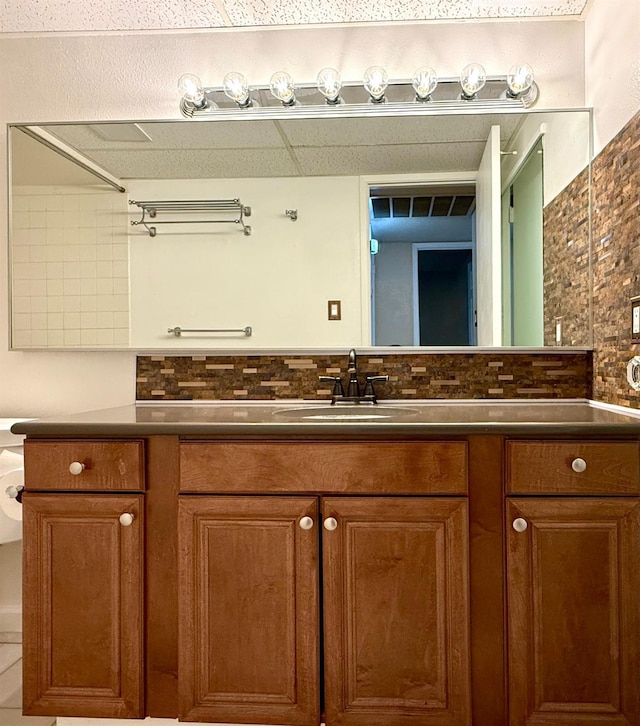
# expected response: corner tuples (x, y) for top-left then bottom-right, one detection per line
(506, 441), (640, 495)
(180, 441), (468, 494)
(24, 439), (145, 491)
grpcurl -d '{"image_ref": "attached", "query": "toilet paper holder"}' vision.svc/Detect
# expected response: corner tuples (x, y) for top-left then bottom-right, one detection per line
(6, 483), (24, 504)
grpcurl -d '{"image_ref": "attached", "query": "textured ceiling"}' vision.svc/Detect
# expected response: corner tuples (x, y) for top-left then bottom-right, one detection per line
(20, 114), (524, 181)
(0, 0), (591, 33)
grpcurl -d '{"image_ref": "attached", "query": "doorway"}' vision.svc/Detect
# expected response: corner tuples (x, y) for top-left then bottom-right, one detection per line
(413, 244), (475, 345)
(502, 137), (544, 345)
(369, 184), (476, 346)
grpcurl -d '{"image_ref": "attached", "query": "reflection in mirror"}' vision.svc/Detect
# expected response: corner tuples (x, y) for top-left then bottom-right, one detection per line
(9, 109), (591, 350)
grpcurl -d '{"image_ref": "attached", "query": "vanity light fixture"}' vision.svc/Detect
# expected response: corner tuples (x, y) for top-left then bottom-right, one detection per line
(460, 63), (487, 100)
(269, 71), (297, 106)
(176, 63), (540, 118)
(317, 67), (343, 105)
(412, 66), (438, 102)
(363, 66), (388, 103)
(223, 71), (253, 108)
(178, 73), (209, 114)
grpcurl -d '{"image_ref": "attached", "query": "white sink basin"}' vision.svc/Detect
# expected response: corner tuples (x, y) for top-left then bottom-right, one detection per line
(273, 405), (418, 421)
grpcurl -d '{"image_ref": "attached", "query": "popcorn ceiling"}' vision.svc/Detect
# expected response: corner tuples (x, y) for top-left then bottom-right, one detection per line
(0, 0), (589, 33)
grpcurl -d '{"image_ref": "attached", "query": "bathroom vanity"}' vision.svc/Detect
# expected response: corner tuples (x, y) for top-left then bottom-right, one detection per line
(13, 401), (640, 726)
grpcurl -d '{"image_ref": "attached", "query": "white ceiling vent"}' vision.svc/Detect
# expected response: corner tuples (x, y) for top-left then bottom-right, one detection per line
(88, 124), (152, 143)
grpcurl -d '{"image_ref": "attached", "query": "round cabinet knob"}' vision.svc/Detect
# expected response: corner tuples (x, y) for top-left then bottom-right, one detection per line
(69, 461), (85, 476)
(119, 513), (135, 527)
(299, 516), (314, 530)
(512, 517), (528, 532)
(323, 517), (338, 531)
(571, 457), (587, 473)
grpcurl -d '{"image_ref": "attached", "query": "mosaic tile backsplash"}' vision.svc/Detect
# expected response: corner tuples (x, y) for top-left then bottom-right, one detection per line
(543, 165), (591, 347)
(591, 109), (640, 408)
(137, 352), (591, 401)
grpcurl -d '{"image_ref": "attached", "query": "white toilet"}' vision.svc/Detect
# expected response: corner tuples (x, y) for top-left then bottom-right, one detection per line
(0, 418), (27, 546)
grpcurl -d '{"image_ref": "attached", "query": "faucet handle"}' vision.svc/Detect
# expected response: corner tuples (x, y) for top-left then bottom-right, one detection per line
(319, 375), (345, 399)
(363, 374), (389, 402)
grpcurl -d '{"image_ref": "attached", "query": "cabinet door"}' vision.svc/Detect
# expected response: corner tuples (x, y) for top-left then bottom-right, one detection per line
(178, 496), (320, 725)
(507, 498), (640, 725)
(22, 493), (144, 718)
(322, 497), (470, 726)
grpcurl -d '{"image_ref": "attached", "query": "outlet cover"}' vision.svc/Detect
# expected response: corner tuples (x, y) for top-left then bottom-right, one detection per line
(632, 298), (640, 341)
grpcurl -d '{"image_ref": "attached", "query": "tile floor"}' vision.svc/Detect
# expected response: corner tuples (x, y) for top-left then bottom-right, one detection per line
(0, 632), (55, 726)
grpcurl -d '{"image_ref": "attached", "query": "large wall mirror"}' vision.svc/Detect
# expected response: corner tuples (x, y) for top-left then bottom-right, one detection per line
(8, 107), (592, 350)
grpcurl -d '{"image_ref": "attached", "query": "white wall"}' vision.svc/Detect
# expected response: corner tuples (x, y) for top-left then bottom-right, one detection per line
(128, 176), (363, 348)
(0, 20), (585, 417)
(501, 110), (591, 205)
(585, 0), (640, 153)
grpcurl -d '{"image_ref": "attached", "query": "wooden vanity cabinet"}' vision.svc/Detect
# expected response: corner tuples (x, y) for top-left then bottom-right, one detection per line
(178, 495), (320, 725)
(19, 432), (640, 726)
(322, 496), (470, 726)
(21, 439), (145, 719)
(506, 440), (640, 726)
(22, 493), (144, 719)
(178, 441), (472, 726)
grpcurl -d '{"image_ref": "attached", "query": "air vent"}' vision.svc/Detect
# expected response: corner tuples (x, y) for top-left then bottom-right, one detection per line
(412, 197), (433, 216)
(391, 198), (411, 217)
(431, 196), (454, 216)
(370, 192), (475, 219)
(371, 198), (391, 219)
(450, 196), (475, 216)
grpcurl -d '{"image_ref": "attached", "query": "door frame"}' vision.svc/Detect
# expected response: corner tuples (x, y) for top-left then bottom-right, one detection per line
(360, 172), (478, 346)
(412, 241), (476, 346)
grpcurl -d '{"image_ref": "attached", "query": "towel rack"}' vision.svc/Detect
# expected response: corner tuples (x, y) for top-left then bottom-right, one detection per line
(168, 326), (252, 337)
(130, 199), (252, 236)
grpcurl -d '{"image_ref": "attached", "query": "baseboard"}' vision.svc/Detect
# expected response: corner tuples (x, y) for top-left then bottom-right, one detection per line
(0, 605), (21, 632)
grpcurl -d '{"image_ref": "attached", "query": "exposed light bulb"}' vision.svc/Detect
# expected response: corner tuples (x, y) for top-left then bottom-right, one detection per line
(460, 63), (487, 100)
(506, 63), (534, 97)
(412, 66), (438, 102)
(363, 65), (388, 103)
(269, 71), (296, 105)
(223, 71), (251, 107)
(317, 67), (343, 104)
(177, 73), (206, 108)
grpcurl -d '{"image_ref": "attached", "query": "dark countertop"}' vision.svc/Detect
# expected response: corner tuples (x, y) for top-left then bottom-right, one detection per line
(11, 400), (640, 437)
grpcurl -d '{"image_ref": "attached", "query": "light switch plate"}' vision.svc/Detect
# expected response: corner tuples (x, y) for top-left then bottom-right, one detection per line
(328, 300), (341, 320)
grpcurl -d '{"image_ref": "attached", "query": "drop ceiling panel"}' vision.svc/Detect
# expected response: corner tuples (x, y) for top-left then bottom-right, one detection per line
(86, 148), (301, 179)
(0, 0), (225, 32)
(0, 0), (589, 32)
(223, 0), (588, 26)
(293, 141), (487, 176)
(47, 120), (287, 151)
(279, 114), (520, 148)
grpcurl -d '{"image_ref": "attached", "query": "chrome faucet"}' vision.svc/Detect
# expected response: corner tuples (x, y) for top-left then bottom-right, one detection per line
(319, 348), (389, 404)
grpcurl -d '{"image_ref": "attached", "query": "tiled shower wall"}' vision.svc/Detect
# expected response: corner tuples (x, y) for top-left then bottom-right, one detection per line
(11, 186), (130, 347)
(591, 110), (640, 407)
(137, 351), (591, 400)
(543, 166), (591, 347)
